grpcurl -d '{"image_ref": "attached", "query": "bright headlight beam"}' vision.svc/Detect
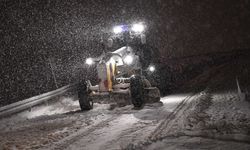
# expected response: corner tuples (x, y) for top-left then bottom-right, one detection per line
(124, 55), (133, 65)
(149, 65), (155, 72)
(132, 24), (144, 33)
(86, 58), (94, 65)
(113, 26), (123, 34)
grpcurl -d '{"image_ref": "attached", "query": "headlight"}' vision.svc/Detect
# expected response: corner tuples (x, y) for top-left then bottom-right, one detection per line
(113, 26), (123, 34)
(148, 65), (155, 72)
(124, 55), (133, 65)
(85, 58), (94, 65)
(132, 23), (144, 33)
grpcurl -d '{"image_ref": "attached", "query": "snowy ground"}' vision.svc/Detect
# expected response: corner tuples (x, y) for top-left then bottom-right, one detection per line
(1, 88), (250, 150)
(134, 59), (250, 150)
(0, 94), (190, 150)
(142, 91), (250, 150)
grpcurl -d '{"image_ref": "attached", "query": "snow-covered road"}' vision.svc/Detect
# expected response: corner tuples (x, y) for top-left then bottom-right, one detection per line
(1, 91), (250, 150)
(0, 94), (191, 150)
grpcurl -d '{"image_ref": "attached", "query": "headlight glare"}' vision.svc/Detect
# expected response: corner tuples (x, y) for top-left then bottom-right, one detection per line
(86, 58), (94, 65)
(124, 55), (133, 65)
(132, 23), (144, 33)
(113, 26), (123, 34)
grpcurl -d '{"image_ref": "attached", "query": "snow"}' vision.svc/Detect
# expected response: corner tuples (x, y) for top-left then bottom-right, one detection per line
(147, 136), (250, 150)
(19, 97), (79, 119)
(1, 89), (250, 150)
(132, 90), (250, 150)
(205, 92), (250, 136)
(141, 59), (250, 150)
(66, 114), (139, 150)
(160, 94), (191, 111)
(0, 94), (191, 150)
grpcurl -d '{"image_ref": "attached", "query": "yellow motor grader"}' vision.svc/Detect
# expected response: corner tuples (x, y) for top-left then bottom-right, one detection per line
(77, 23), (160, 110)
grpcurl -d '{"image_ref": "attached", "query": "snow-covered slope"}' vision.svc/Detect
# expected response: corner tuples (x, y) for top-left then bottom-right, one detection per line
(142, 53), (250, 150)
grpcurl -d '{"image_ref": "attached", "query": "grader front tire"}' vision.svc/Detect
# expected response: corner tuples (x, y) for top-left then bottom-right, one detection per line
(77, 80), (93, 111)
(130, 75), (144, 108)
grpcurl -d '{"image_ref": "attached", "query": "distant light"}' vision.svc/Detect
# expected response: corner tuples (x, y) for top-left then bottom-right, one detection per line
(113, 26), (123, 34)
(124, 55), (133, 65)
(132, 23), (144, 33)
(149, 65), (155, 72)
(86, 58), (94, 65)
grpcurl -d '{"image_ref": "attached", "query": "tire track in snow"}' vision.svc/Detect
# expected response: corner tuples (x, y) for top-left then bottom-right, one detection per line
(65, 114), (142, 150)
(122, 93), (197, 149)
(149, 93), (196, 141)
(45, 114), (122, 150)
(101, 119), (158, 150)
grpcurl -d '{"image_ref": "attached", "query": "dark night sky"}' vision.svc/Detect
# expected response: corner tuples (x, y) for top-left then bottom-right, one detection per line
(0, 0), (250, 105)
(155, 0), (250, 57)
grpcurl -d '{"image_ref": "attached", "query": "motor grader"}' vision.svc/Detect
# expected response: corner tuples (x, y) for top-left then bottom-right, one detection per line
(77, 23), (160, 110)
